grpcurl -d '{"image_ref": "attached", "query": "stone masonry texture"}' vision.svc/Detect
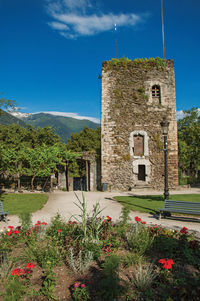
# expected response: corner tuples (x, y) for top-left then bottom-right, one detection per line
(101, 58), (179, 191)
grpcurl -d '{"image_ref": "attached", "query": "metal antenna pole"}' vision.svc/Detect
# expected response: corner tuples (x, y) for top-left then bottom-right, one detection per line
(115, 24), (117, 58)
(161, 0), (166, 59)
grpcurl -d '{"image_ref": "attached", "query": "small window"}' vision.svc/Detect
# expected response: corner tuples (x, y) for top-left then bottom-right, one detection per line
(133, 135), (144, 156)
(152, 85), (161, 103)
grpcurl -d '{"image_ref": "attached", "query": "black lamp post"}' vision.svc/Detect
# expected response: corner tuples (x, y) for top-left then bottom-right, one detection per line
(160, 118), (170, 200)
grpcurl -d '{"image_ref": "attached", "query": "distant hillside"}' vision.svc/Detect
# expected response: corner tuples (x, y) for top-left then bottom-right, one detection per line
(21, 113), (99, 143)
(0, 110), (27, 127)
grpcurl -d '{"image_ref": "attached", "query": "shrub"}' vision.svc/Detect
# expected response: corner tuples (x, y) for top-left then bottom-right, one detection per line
(132, 263), (157, 291)
(126, 222), (154, 255)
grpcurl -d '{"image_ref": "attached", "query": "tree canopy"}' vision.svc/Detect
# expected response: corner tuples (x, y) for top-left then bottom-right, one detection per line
(178, 108), (200, 177)
(67, 126), (101, 156)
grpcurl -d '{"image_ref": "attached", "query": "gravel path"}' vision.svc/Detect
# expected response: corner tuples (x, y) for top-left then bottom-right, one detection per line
(1, 188), (200, 235)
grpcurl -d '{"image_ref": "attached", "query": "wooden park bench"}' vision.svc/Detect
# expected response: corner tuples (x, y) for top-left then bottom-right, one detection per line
(158, 199), (200, 220)
(0, 201), (9, 223)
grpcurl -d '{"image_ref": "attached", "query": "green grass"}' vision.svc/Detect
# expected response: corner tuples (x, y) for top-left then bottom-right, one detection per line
(1, 193), (48, 215)
(114, 194), (200, 215)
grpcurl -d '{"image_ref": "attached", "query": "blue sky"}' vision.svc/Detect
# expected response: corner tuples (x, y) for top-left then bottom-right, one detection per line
(0, 0), (199, 123)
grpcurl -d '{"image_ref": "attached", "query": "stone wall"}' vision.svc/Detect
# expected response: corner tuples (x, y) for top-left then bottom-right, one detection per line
(101, 58), (179, 191)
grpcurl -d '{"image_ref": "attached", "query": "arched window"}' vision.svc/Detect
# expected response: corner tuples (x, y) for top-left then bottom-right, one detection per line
(152, 85), (161, 103)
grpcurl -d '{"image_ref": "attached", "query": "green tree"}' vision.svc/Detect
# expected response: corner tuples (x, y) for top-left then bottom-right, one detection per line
(178, 108), (200, 178)
(0, 96), (16, 112)
(0, 146), (26, 190)
(67, 126), (101, 156)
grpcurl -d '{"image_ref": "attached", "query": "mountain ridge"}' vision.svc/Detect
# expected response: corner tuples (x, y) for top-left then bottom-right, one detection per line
(0, 111), (99, 143)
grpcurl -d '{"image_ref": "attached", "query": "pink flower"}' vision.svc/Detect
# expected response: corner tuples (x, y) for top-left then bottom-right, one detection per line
(74, 281), (81, 288)
(81, 284), (86, 288)
(26, 263), (35, 269)
(57, 229), (61, 233)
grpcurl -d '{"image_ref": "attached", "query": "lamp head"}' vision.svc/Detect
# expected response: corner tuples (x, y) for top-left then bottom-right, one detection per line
(160, 118), (170, 135)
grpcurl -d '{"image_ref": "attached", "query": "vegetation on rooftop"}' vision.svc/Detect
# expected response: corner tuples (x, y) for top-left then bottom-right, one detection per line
(105, 56), (166, 71)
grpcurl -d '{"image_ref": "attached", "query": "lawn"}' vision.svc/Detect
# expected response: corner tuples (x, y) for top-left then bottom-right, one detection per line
(1, 193), (48, 215)
(114, 194), (200, 215)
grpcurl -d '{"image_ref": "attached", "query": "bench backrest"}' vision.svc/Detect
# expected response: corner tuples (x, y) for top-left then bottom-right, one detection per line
(164, 200), (200, 211)
(0, 201), (4, 213)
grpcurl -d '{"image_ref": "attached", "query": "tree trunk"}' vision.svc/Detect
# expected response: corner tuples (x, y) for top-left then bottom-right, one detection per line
(31, 175), (35, 192)
(65, 163), (69, 191)
(17, 175), (21, 191)
(50, 175), (53, 192)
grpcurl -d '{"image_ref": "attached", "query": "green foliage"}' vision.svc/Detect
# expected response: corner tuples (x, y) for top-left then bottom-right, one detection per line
(73, 192), (104, 243)
(99, 255), (125, 301)
(26, 240), (61, 269)
(120, 252), (144, 267)
(178, 108), (200, 177)
(40, 263), (57, 300)
(67, 247), (93, 274)
(72, 284), (90, 301)
(105, 57), (166, 71)
(0, 251), (12, 280)
(0, 96), (16, 112)
(126, 223), (154, 255)
(131, 263), (157, 291)
(67, 126), (101, 156)
(18, 212), (32, 232)
(3, 276), (25, 301)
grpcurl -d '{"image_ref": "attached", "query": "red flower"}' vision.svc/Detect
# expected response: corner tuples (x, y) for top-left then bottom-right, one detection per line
(41, 222), (48, 225)
(8, 226), (14, 229)
(57, 229), (61, 233)
(26, 263), (35, 269)
(158, 258), (174, 270)
(13, 230), (20, 234)
(135, 216), (141, 222)
(11, 268), (24, 276)
(180, 227), (188, 234)
(7, 231), (12, 236)
(81, 284), (86, 288)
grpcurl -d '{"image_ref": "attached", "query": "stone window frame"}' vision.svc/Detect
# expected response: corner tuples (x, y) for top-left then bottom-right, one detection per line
(129, 130), (149, 158)
(151, 84), (161, 104)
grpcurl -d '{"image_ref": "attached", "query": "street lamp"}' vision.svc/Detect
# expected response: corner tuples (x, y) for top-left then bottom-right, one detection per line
(160, 118), (170, 200)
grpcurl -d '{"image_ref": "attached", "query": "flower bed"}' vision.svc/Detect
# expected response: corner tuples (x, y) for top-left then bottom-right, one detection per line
(0, 197), (200, 301)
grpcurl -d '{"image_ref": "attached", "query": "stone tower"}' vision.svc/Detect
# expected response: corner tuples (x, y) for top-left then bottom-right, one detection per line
(101, 58), (179, 191)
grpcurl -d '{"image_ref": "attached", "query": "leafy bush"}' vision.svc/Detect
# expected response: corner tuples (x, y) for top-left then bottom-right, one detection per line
(126, 222), (154, 255)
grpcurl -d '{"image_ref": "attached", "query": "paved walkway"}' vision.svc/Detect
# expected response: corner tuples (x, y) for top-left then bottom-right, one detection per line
(1, 188), (200, 235)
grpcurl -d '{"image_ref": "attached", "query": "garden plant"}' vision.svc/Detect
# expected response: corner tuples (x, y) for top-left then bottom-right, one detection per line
(0, 195), (200, 300)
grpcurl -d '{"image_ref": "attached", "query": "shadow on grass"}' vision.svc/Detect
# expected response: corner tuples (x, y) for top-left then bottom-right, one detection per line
(127, 194), (164, 202)
(117, 199), (158, 215)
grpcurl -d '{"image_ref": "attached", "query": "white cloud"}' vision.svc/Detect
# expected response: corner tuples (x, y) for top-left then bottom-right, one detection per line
(46, 0), (144, 39)
(176, 108), (200, 120)
(48, 21), (69, 30)
(39, 111), (100, 123)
